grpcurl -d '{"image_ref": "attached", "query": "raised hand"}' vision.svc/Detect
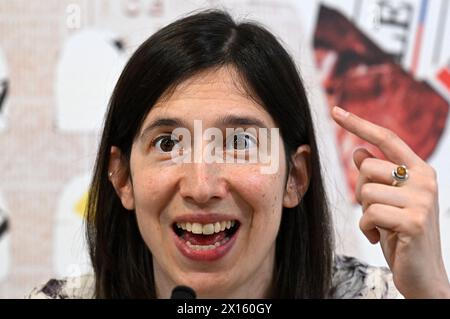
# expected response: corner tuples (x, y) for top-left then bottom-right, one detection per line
(332, 106), (450, 298)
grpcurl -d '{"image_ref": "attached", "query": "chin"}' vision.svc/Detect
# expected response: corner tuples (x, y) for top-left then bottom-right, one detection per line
(176, 271), (237, 298)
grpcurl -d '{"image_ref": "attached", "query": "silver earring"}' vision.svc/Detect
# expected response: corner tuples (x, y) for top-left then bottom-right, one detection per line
(108, 171), (113, 178)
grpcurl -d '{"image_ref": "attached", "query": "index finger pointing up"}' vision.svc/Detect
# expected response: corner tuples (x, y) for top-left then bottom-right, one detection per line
(331, 106), (423, 168)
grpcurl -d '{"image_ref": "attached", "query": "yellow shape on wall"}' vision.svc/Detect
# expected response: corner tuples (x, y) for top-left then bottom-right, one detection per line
(74, 191), (88, 219)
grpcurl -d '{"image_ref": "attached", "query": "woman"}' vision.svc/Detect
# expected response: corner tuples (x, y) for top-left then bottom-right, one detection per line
(29, 10), (450, 299)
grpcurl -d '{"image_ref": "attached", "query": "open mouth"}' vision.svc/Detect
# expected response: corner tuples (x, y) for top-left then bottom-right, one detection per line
(172, 220), (240, 261)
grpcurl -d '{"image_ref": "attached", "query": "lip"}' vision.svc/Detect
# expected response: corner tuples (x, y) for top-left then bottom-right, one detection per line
(172, 213), (240, 262)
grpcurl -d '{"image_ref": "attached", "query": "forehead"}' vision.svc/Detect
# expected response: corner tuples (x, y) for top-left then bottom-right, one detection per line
(142, 67), (276, 128)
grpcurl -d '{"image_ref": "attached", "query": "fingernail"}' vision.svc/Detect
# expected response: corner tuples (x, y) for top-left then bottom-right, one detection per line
(333, 106), (349, 119)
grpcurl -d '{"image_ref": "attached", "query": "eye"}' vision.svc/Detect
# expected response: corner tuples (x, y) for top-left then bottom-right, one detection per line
(226, 133), (257, 151)
(152, 135), (180, 153)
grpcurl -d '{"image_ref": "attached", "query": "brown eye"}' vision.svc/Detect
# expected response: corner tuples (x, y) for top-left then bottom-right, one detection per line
(234, 135), (245, 149)
(227, 133), (257, 150)
(154, 135), (179, 153)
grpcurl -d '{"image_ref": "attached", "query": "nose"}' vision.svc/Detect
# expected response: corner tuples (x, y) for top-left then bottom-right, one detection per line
(179, 162), (228, 205)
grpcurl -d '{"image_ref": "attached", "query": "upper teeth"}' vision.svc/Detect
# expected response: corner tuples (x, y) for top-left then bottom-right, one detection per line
(176, 221), (236, 235)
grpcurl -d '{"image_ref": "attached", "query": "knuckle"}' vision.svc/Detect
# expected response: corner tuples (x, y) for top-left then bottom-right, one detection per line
(427, 166), (438, 179)
(364, 204), (382, 221)
(385, 129), (398, 141)
(424, 177), (438, 194)
(418, 194), (435, 211)
(364, 203), (373, 215)
(379, 129), (397, 147)
(359, 216), (368, 231)
(360, 206), (375, 226)
(366, 203), (380, 214)
(417, 163), (437, 180)
(410, 214), (427, 234)
(360, 183), (373, 199)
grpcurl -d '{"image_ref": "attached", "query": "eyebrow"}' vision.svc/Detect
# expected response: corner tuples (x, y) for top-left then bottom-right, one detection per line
(140, 118), (188, 140)
(218, 114), (268, 129)
(139, 115), (270, 140)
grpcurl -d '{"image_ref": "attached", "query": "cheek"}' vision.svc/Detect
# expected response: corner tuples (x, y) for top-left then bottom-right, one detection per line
(232, 167), (285, 225)
(132, 168), (176, 211)
(131, 168), (179, 240)
(131, 168), (182, 263)
(232, 169), (284, 263)
(238, 167), (284, 201)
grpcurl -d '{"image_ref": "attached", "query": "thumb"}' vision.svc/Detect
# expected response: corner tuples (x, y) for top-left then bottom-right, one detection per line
(353, 147), (375, 170)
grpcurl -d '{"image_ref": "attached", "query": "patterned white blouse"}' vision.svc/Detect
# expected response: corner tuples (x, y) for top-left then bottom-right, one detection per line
(26, 255), (403, 299)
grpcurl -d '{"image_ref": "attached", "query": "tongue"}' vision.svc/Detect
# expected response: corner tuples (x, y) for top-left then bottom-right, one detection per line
(181, 231), (227, 245)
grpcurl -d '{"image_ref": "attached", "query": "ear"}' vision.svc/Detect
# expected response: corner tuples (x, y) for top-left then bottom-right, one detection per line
(283, 145), (311, 208)
(109, 146), (135, 210)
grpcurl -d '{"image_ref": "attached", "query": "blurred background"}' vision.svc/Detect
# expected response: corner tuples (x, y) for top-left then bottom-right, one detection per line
(0, 0), (449, 298)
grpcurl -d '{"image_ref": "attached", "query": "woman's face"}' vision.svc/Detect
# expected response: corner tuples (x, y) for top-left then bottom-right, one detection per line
(111, 67), (310, 298)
